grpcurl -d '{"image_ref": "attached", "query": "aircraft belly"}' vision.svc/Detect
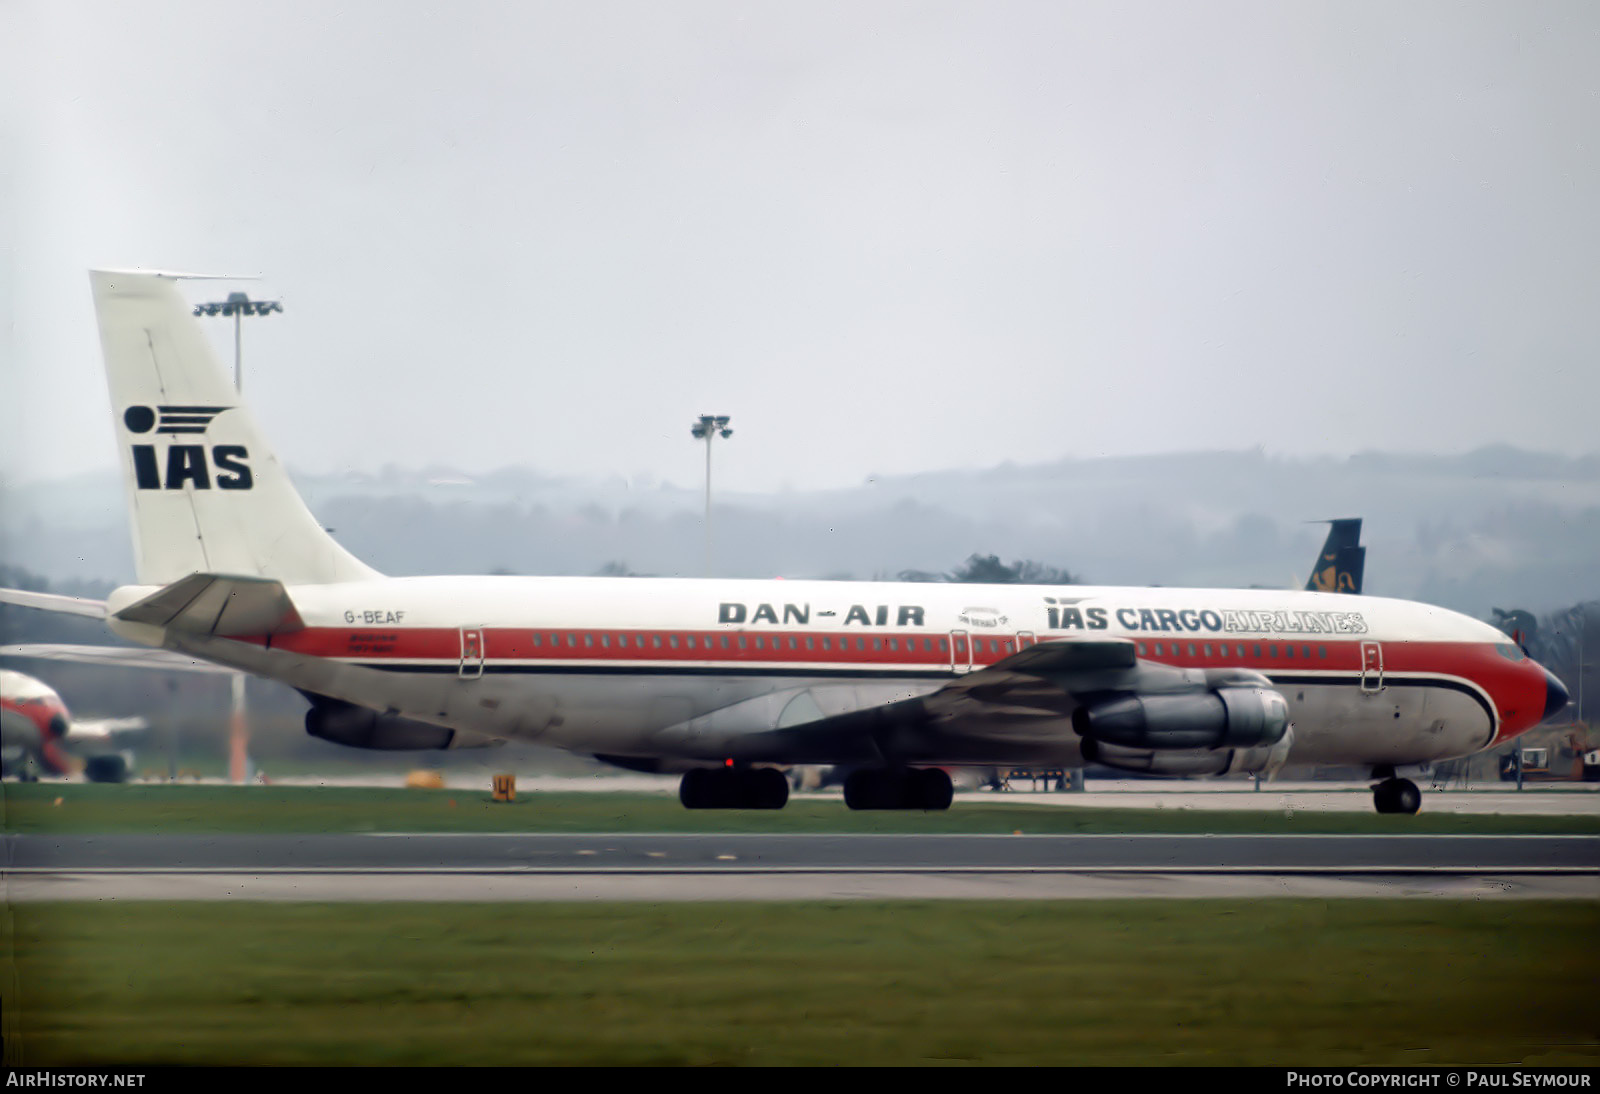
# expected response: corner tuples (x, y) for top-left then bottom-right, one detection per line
(1285, 679), (1492, 766)
(481, 674), (1498, 768)
(503, 674), (822, 754)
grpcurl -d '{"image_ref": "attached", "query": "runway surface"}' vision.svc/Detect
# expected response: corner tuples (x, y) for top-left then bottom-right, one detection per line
(7, 833), (1596, 901)
(10, 870), (1595, 901)
(8, 832), (1599, 870)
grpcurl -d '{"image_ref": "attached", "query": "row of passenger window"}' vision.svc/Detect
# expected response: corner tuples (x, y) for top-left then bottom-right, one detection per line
(496, 626), (1337, 662)
(518, 633), (1021, 656)
(1138, 641), (1328, 660)
(506, 633), (1332, 662)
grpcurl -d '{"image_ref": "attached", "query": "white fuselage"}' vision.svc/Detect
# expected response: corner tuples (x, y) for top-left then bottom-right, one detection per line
(107, 576), (1546, 769)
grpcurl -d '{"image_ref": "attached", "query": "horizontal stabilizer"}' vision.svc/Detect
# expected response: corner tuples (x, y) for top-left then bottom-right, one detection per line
(0, 588), (108, 619)
(113, 573), (304, 637)
(1, 643), (240, 674)
(66, 716), (149, 742)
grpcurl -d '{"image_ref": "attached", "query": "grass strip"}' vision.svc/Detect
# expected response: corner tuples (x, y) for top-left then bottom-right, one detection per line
(4, 900), (1595, 1066)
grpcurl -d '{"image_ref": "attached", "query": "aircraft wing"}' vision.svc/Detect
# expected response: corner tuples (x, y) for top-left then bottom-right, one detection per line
(932, 637), (1135, 704)
(0, 588), (108, 618)
(915, 636), (1139, 722)
(654, 636), (1144, 764)
(985, 637), (1137, 673)
(1, 643), (239, 674)
(2, 575), (305, 637)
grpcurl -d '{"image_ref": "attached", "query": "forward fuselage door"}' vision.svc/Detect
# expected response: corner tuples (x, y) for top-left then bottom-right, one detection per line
(460, 626), (486, 679)
(1359, 640), (1383, 693)
(949, 630), (974, 674)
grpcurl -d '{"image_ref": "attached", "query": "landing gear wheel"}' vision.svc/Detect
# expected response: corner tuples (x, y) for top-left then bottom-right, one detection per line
(679, 767), (720, 809)
(1372, 777), (1421, 815)
(679, 767), (790, 810)
(1391, 778), (1421, 815)
(843, 768), (892, 810)
(913, 768), (953, 811)
(844, 768), (953, 811)
(749, 767), (789, 810)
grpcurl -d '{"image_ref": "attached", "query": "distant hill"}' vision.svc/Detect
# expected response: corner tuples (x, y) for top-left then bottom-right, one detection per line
(4, 445), (1597, 618)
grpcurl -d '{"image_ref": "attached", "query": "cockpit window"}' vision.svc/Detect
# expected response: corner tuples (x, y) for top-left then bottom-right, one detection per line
(1495, 643), (1527, 662)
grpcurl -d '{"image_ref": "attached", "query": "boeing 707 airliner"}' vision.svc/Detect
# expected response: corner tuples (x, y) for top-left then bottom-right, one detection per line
(0, 270), (1568, 814)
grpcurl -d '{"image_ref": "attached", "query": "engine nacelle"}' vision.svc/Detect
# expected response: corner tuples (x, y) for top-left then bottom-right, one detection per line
(1081, 738), (1234, 776)
(1083, 725), (1296, 778)
(305, 698), (461, 751)
(1072, 686), (1289, 751)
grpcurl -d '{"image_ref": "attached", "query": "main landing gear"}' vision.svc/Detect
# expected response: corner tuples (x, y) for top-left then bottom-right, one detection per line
(679, 766), (790, 810)
(844, 767), (954, 812)
(1370, 766), (1422, 815)
(675, 765), (955, 811)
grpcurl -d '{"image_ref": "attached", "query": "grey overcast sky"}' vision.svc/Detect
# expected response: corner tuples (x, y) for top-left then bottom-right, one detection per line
(4, 2), (1597, 496)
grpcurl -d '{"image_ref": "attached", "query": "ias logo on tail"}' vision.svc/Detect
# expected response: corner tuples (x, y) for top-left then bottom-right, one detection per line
(124, 405), (230, 435)
(124, 405), (252, 490)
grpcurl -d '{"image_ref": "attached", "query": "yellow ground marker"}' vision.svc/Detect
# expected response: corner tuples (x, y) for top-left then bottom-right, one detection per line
(492, 773), (516, 802)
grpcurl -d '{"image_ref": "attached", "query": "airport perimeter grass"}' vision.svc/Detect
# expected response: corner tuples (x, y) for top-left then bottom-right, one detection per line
(4, 900), (1595, 1066)
(2, 781), (1595, 835)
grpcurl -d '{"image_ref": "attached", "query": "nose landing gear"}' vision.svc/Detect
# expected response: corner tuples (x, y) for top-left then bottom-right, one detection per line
(1370, 766), (1422, 814)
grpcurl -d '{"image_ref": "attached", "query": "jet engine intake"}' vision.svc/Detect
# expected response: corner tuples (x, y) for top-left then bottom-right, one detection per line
(1072, 687), (1289, 751)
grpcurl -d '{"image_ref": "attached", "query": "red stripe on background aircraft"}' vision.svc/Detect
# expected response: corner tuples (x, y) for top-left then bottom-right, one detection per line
(0, 270), (1569, 813)
(0, 668), (149, 782)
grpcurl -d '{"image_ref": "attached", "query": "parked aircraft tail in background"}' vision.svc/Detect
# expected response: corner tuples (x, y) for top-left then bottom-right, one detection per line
(1305, 519), (1365, 594)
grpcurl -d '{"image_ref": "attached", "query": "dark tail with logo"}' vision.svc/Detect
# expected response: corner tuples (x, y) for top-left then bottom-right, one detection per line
(1304, 519), (1364, 594)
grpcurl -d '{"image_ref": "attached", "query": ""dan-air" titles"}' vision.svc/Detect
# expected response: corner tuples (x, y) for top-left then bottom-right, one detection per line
(717, 599), (1368, 636)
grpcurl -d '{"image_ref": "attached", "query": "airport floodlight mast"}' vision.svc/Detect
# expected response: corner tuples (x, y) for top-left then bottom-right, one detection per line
(195, 289), (282, 784)
(691, 415), (732, 576)
(193, 291), (282, 392)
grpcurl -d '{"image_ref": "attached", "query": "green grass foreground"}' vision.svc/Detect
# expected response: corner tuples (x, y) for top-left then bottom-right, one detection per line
(3, 901), (1595, 1066)
(3, 782), (1596, 835)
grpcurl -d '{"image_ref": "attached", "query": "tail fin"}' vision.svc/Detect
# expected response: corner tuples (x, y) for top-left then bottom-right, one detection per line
(91, 269), (378, 586)
(1304, 518), (1364, 594)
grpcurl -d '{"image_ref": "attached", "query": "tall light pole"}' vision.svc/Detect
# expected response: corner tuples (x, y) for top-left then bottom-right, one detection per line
(1580, 606), (1590, 732)
(195, 290), (282, 784)
(691, 415), (732, 576)
(194, 291), (282, 392)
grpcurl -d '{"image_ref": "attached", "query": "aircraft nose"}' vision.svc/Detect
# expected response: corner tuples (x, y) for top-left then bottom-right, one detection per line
(1543, 669), (1571, 722)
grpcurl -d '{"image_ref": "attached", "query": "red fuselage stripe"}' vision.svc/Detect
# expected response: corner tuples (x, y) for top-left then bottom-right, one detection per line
(1, 694), (75, 774)
(254, 626), (1550, 744)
